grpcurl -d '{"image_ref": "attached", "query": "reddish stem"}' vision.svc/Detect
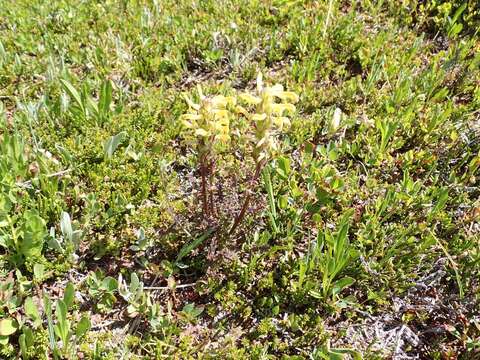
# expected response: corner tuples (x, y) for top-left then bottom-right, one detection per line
(229, 160), (265, 235)
(200, 156), (209, 219)
(209, 160), (216, 217)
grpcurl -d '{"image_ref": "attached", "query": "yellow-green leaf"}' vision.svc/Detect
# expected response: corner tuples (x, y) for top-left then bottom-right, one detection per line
(0, 318), (18, 336)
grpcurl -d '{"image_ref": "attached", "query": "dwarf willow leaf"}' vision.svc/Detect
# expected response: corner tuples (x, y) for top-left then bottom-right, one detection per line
(20, 211), (47, 259)
(0, 318), (18, 336)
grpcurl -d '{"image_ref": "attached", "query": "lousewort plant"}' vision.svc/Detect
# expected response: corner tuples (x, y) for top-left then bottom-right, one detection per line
(180, 74), (298, 234)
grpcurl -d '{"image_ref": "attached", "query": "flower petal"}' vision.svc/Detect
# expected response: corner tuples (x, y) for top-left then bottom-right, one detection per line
(195, 128), (210, 137)
(239, 93), (262, 105)
(183, 94), (200, 110)
(180, 113), (202, 121)
(277, 91), (299, 103)
(252, 113), (267, 121)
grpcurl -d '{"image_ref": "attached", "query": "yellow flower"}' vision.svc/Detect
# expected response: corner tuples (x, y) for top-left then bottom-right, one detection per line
(195, 128), (210, 137)
(239, 93), (261, 105)
(269, 103), (296, 115)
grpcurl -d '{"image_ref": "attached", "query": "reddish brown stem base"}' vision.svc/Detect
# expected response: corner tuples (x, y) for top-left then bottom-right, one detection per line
(229, 161), (265, 235)
(200, 158), (209, 219)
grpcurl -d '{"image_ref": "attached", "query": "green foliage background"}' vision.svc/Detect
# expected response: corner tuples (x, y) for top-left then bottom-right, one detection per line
(0, 0), (479, 358)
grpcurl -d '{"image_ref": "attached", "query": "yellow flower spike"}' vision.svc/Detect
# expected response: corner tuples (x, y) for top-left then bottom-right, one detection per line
(212, 109), (229, 119)
(272, 116), (290, 130)
(218, 134), (230, 143)
(181, 120), (194, 128)
(256, 136), (267, 148)
(225, 96), (237, 106)
(266, 84), (284, 96)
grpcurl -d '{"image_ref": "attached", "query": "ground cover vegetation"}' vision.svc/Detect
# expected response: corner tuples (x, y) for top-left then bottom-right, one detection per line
(0, 0), (479, 358)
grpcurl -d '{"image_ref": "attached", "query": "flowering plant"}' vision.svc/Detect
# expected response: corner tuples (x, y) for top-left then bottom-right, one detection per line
(180, 75), (298, 233)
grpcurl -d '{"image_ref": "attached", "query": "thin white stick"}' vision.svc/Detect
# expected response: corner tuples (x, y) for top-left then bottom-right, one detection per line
(15, 168), (73, 187)
(144, 283), (196, 290)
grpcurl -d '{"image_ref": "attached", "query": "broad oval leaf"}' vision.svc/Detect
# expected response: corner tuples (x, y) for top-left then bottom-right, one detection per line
(0, 318), (18, 336)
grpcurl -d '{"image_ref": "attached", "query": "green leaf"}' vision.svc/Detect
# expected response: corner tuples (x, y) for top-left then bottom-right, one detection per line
(104, 131), (127, 159)
(24, 297), (41, 326)
(101, 276), (118, 292)
(33, 263), (45, 281)
(54, 300), (69, 344)
(176, 228), (214, 265)
(130, 273), (140, 293)
(60, 79), (84, 112)
(0, 318), (18, 336)
(99, 79), (113, 117)
(60, 212), (73, 242)
(43, 295), (56, 353)
(75, 315), (91, 339)
(20, 211), (47, 258)
(19, 333), (28, 359)
(63, 282), (75, 309)
(332, 277), (355, 297)
(308, 290), (323, 299)
(23, 326), (34, 347)
(0, 335), (9, 345)
(329, 347), (362, 360)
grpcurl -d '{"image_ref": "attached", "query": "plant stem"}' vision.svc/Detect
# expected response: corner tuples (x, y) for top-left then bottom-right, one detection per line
(229, 160), (265, 235)
(209, 160), (216, 217)
(200, 155), (209, 219)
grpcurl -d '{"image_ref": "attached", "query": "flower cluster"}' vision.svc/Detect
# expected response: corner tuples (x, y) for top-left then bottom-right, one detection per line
(180, 85), (236, 151)
(179, 74), (298, 224)
(236, 73), (299, 163)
